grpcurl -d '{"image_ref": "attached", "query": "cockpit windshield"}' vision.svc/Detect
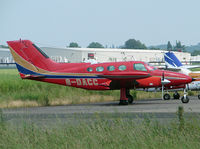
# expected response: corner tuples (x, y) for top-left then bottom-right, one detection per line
(145, 62), (157, 71)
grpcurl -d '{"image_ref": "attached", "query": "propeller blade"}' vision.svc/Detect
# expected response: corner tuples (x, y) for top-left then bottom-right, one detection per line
(162, 72), (164, 81)
(162, 85), (164, 100)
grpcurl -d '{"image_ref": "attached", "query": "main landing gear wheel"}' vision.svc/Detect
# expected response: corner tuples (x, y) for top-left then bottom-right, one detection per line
(173, 92), (180, 99)
(163, 93), (170, 100)
(127, 95), (133, 104)
(181, 96), (189, 103)
(198, 94), (200, 100)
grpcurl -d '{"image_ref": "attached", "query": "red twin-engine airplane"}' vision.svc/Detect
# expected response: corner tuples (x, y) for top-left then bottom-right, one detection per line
(7, 40), (193, 105)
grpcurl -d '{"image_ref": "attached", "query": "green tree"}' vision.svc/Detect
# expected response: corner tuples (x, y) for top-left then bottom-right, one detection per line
(87, 42), (104, 48)
(167, 41), (172, 51)
(149, 47), (160, 50)
(68, 42), (80, 48)
(191, 50), (200, 56)
(123, 39), (147, 49)
(174, 41), (185, 52)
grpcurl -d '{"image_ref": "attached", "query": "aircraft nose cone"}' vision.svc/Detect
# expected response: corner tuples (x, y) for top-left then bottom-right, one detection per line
(185, 75), (193, 84)
(192, 78), (196, 81)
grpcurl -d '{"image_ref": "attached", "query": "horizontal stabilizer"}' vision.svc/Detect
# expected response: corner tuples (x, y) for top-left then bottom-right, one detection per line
(20, 73), (46, 79)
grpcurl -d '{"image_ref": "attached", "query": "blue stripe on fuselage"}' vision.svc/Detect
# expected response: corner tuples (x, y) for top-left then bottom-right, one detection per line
(16, 63), (39, 75)
(15, 63), (99, 79)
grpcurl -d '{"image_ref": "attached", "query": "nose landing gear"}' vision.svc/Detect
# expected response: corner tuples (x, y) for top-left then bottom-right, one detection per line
(181, 89), (189, 103)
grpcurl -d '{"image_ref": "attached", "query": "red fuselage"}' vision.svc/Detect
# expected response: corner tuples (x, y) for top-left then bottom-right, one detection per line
(29, 61), (192, 90)
(7, 40), (193, 91)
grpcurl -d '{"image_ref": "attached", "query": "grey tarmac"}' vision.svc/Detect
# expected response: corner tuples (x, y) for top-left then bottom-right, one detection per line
(2, 96), (200, 126)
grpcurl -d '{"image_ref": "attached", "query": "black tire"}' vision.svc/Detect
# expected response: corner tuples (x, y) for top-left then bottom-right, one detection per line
(163, 93), (170, 100)
(119, 100), (129, 105)
(198, 95), (200, 100)
(173, 93), (180, 99)
(127, 95), (133, 104)
(181, 96), (189, 103)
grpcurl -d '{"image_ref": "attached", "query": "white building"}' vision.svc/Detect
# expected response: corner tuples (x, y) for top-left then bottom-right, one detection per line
(0, 48), (14, 63)
(41, 47), (191, 65)
(0, 46), (193, 65)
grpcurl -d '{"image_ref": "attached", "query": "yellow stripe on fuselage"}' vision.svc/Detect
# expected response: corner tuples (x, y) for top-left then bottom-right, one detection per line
(151, 76), (186, 80)
(189, 73), (200, 79)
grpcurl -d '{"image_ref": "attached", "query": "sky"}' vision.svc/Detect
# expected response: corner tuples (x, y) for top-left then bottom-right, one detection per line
(1, 0), (200, 48)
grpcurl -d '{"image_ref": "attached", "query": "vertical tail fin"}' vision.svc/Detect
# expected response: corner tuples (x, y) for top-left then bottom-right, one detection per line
(164, 52), (183, 68)
(7, 40), (57, 77)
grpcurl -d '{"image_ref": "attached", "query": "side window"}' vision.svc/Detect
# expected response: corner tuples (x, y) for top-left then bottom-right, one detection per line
(96, 66), (104, 72)
(134, 63), (147, 71)
(118, 65), (126, 71)
(107, 66), (115, 71)
(87, 67), (93, 72)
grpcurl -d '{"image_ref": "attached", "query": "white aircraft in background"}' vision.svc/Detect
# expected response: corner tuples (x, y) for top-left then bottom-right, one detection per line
(164, 51), (200, 99)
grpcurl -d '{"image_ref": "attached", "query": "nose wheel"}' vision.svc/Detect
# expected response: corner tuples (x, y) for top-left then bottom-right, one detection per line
(163, 93), (170, 100)
(181, 89), (189, 103)
(181, 96), (189, 103)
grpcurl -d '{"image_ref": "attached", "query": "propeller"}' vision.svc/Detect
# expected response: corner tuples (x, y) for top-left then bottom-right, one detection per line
(161, 72), (164, 100)
(161, 72), (171, 100)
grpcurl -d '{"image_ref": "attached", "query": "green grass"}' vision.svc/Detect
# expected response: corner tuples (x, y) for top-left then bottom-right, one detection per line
(0, 69), (122, 107)
(189, 67), (200, 71)
(0, 110), (200, 149)
(0, 69), (189, 107)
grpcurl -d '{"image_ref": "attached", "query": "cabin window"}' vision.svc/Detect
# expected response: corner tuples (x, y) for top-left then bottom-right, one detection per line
(107, 66), (115, 71)
(87, 67), (93, 72)
(118, 65), (126, 71)
(134, 63), (147, 71)
(96, 66), (104, 72)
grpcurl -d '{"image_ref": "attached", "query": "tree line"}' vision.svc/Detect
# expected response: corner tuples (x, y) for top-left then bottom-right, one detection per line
(67, 39), (147, 49)
(67, 39), (185, 51)
(67, 39), (200, 56)
(166, 41), (185, 52)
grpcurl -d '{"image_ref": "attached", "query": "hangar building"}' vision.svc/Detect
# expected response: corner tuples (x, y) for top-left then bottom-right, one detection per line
(0, 47), (14, 63)
(0, 46), (192, 65)
(41, 47), (191, 65)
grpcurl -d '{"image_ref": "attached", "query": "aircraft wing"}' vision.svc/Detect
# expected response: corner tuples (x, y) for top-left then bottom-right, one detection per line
(164, 65), (200, 72)
(182, 65), (200, 69)
(163, 67), (182, 72)
(98, 71), (151, 80)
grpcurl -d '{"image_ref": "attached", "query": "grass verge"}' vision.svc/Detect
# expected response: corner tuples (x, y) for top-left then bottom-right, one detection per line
(0, 107), (200, 149)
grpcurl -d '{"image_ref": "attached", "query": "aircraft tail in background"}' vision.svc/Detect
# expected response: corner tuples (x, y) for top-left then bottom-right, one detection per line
(164, 52), (183, 68)
(163, 51), (200, 79)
